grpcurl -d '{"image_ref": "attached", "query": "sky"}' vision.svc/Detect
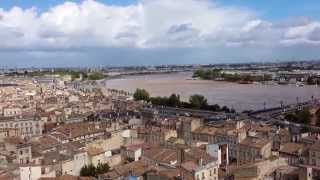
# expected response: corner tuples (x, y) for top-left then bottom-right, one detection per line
(0, 0), (320, 67)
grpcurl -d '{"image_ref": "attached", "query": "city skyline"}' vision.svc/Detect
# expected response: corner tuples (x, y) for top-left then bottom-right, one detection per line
(0, 0), (320, 67)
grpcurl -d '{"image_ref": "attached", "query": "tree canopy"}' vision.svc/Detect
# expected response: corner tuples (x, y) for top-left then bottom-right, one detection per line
(189, 94), (208, 109)
(193, 69), (272, 82)
(88, 72), (105, 80)
(133, 88), (150, 102)
(285, 108), (312, 124)
(80, 163), (110, 177)
(134, 89), (235, 113)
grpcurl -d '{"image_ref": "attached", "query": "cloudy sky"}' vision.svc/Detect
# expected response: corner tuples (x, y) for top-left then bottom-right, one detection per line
(0, 0), (320, 67)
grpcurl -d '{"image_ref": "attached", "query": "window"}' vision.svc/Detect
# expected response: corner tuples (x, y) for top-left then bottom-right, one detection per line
(196, 174), (200, 180)
(41, 167), (45, 175)
(214, 168), (216, 174)
(210, 170), (212, 176)
(202, 172), (205, 180)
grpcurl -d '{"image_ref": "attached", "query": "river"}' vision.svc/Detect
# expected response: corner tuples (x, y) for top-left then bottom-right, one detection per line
(105, 72), (320, 111)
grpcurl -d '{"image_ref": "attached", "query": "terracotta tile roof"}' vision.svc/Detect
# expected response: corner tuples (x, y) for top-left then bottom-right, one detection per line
(158, 169), (180, 179)
(247, 124), (275, 133)
(125, 143), (152, 151)
(279, 143), (305, 155)
(87, 147), (105, 156)
(4, 137), (25, 144)
(39, 175), (94, 180)
(240, 137), (271, 149)
(0, 173), (14, 180)
(33, 135), (60, 150)
(102, 170), (120, 179)
(103, 160), (150, 178)
(193, 126), (218, 135)
(143, 148), (178, 165)
(181, 161), (199, 172)
(184, 147), (217, 165)
(309, 142), (320, 152)
(42, 151), (71, 165)
(54, 122), (106, 139)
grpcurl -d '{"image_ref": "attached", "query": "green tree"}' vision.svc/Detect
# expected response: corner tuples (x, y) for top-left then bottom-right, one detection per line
(88, 72), (105, 80)
(133, 88), (150, 102)
(150, 96), (167, 105)
(285, 113), (297, 122)
(167, 94), (181, 107)
(80, 164), (96, 177)
(286, 109), (312, 124)
(96, 163), (110, 174)
(296, 109), (312, 124)
(80, 163), (110, 177)
(306, 76), (315, 85)
(221, 106), (230, 113)
(189, 94), (208, 109)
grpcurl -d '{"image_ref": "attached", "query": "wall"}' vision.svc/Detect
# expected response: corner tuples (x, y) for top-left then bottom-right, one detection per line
(61, 159), (74, 175)
(20, 166), (41, 180)
(195, 165), (219, 180)
(73, 152), (89, 176)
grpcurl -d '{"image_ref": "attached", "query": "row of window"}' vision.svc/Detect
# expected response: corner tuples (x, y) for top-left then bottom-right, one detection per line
(196, 168), (217, 180)
(192, 134), (237, 145)
(0, 122), (40, 128)
(19, 148), (30, 155)
(4, 110), (21, 115)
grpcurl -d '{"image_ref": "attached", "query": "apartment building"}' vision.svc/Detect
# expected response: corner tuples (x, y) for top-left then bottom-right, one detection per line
(0, 117), (43, 137)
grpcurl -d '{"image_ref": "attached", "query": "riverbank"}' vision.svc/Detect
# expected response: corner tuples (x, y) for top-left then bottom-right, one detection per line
(104, 72), (320, 111)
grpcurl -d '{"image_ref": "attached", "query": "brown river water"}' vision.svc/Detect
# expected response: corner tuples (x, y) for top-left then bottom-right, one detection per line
(105, 72), (320, 111)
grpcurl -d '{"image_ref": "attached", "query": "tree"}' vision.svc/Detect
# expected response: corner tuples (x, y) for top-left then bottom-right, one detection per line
(167, 94), (181, 107)
(221, 106), (230, 113)
(96, 163), (110, 175)
(150, 96), (167, 105)
(285, 109), (312, 124)
(133, 88), (150, 102)
(189, 94), (208, 109)
(80, 164), (96, 177)
(88, 72), (105, 80)
(207, 104), (220, 111)
(306, 76), (315, 85)
(285, 113), (297, 122)
(80, 163), (110, 177)
(296, 109), (312, 124)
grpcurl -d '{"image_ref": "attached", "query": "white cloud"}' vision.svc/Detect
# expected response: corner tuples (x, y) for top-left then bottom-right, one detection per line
(0, 0), (319, 65)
